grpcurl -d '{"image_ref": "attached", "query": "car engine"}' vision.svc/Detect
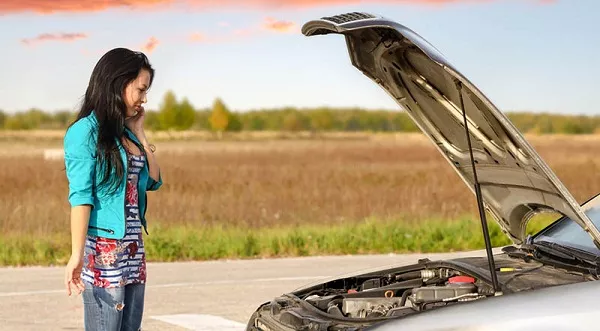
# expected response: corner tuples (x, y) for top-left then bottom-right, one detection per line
(301, 267), (491, 320)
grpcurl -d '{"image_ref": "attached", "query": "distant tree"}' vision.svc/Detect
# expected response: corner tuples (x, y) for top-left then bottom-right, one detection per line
(242, 113), (266, 131)
(6, 103), (600, 134)
(4, 113), (33, 130)
(0, 110), (6, 129)
(157, 90), (178, 130)
(394, 113), (418, 132)
(264, 110), (284, 130)
(176, 98), (196, 130)
(507, 112), (537, 134)
(282, 111), (303, 131)
(51, 111), (74, 129)
(209, 98), (231, 136)
(227, 113), (243, 132)
(144, 110), (161, 131)
(193, 110), (212, 130)
(158, 91), (195, 130)
(369, 111), (391, 131)
(532, 114), (554, 134)
(344, 115), (362, 131)
(309, 108), (335, 131)
(24, 108), (51, 129)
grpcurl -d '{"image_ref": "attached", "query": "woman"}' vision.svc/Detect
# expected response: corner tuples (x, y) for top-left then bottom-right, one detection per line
(63, 48), (163, 331)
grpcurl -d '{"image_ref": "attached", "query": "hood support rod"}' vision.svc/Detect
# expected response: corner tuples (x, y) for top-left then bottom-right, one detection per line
(457, 81), (501, 294)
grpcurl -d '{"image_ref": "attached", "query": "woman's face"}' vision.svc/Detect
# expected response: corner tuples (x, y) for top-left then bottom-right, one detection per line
(123, 69), (151, 118)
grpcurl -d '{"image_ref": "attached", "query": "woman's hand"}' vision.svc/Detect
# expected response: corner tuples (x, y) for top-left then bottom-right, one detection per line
(125, 108), (147, 142)
(65, 253), (85, 296)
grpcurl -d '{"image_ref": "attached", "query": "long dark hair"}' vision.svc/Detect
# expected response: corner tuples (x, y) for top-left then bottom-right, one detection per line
(73, 47), (155, 192)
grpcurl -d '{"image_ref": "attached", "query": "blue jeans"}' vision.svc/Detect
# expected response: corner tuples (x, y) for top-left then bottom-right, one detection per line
(82, 281), (145, 331)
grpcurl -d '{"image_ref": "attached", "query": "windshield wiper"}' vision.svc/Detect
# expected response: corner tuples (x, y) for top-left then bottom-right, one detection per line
(530, 240), (600, 269)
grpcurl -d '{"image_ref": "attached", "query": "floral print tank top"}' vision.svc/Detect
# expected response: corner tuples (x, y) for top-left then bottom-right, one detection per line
(81, 153), (147, 288)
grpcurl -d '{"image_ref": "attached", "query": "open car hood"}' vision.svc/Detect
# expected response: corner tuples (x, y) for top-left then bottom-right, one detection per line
(301, 12), (600, 245)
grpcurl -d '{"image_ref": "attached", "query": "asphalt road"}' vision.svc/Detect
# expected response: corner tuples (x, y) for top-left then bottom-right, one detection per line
(0, 250), (496, 330)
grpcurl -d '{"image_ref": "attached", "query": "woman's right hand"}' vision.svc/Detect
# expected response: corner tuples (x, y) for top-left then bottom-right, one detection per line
(65, 254), (85, 296)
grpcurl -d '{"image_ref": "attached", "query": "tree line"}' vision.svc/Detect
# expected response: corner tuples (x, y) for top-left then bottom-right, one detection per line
(2, 91), (599, 134)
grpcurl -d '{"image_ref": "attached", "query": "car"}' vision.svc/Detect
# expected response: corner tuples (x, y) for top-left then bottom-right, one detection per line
(245, 12), (600, 331)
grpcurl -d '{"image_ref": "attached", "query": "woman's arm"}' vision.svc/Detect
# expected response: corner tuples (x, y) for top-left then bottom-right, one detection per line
(125, 109), (161, 185)
(70, 205), (91, 259)
(65, 205), (90, 296)
(141, 140), (160, 182)
(63, 120), (96, 296)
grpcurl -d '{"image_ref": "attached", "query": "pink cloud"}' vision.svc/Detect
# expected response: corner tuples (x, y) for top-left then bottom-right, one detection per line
(1, 0), (167, 14)
(233, 28), (258, 37)
(187, 30), (255, 44)
(189, 32), (207, 42)
(21, 32), (87, 45)
(187, 18), (296, 45)
(1, 0), (555, 15)
(141, 37), (159, 54)
(263, 17), (297, 33)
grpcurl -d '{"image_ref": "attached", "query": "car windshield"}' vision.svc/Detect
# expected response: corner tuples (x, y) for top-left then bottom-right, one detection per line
(533, 193), (600, 255)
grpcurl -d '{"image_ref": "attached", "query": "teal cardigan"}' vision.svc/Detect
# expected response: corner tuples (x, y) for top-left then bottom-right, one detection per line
(63, 111), (162, 239)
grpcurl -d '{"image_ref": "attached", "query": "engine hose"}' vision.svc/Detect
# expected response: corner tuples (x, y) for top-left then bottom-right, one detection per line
(359, 278), (423, 294)
(400, 289), (412, 306)
(425, 277), (442, 285)
(395, 271), (422, 281)
(374, 278), (423, 292)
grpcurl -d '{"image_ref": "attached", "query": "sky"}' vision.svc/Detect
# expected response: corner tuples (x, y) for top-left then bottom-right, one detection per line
(0, 0), (597, 115)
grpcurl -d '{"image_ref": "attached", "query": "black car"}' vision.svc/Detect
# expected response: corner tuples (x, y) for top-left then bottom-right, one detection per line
(245, 12), (600, 331)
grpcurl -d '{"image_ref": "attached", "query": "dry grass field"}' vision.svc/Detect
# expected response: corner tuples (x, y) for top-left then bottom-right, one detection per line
(1, 131), (600, 265)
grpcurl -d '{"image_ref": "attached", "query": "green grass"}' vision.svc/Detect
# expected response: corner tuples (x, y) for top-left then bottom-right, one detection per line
(0, 216), (556, 267)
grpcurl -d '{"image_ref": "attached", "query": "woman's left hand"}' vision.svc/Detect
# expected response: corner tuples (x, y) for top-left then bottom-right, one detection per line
(125, 108), (146, 140)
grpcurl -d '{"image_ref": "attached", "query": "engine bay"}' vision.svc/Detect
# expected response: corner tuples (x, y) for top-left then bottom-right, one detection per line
(299, 267), (495, 320)
(249, 255), (594, 330)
